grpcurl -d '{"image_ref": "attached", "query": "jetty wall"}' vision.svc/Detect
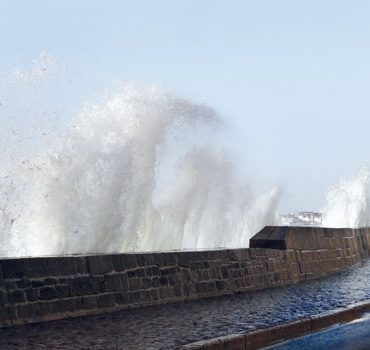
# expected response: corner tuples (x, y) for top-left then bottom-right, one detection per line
(1, 226), (369, 327)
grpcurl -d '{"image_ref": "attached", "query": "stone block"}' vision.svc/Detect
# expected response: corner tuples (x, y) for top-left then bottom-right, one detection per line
(105, 274), (124, 292)
(87, 255), (113, 275)
(188, 251), (208, 262)
(151, 253), (165, 266)
(284, 250), (297, 262)
(44, 277), (58, 286)
(159, 276), (168, 286)
(122, 254), (138, 269)
(151, 277), (160, 288)
(81, 295), (98, 310)
(128, 290), (143, 303)
(274, 269), (289, 281)
(111, 255), (125, 272)
(115, 292), (129, 305)
(127, 270), (137, 278)
(164, 253), (177, 266)
(25, 287), (38, 302)
(145, 266), (160, 276)
(0, 264), (4, 287)
(50, 299), (70, 314)
(190, 261), (209, 270)
(42, 257), (77, 276)
(5, 280), (17, 291)
(266, 249), (284, 259)
(299, 261), (313, 274)
(7, 289), (26, 304)
(196, 270), (209, 281)
(16, 303), (35, 319)
(128, 277), (141, 291)
(91, 275), (105, 294)
(177, 252), (191, 268)
(31, 279), (44, 288)
(233, 269), (245, 278)
(195, 282), (215, 294)
(141, 277), (152, 290)
(55, 285), (70, 298)
(136, 254), (147, 266)
(16, 278), (30, 288)
(160, 266), (178, 275)
(39, 286), (56, 301)
(0, 290), (7, 305)
(220, 266), (229, 279)
(0, 306), (16, 325)
(96, 293), (116, 308)
(75, 257), (88, 275)
(70, 276), (94, 296)
(159, 287), (175, 300)
(204, 250), (221, 261)
(151, 288), (160, 301)
(1, 260), (28, 279)
(208, 268), (220, 280)
(215, 280), (226, 292)
(229, 262), (241, 270)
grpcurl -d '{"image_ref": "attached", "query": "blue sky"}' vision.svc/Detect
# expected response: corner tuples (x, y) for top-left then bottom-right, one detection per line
(2, 0), (370, 212)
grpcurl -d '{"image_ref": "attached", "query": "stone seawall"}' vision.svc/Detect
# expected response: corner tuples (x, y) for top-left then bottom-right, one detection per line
(1, 226), (370, 327)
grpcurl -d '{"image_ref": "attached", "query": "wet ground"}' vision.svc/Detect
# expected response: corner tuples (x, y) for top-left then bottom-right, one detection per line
(1, 261), (370, 349)
(267, 313), (370, 350)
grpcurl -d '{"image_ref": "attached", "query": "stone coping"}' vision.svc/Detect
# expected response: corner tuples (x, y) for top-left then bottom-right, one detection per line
(178, 300), (370, 350)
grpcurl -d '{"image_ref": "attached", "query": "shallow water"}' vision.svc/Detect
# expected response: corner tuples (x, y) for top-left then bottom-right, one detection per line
(1, 261), (370, 349)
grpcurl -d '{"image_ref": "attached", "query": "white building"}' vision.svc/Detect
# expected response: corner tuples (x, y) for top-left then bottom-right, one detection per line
(281, 212), (322, 226)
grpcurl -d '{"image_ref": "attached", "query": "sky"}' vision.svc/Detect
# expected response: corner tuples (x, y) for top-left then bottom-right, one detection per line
(1, 0), (370, 212)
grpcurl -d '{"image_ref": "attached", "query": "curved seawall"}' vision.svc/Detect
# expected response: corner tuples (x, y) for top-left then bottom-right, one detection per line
(1, 226), (370, 327)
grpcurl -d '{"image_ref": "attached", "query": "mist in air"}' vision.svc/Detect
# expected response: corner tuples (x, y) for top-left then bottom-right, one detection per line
(0, 54), (369, 257)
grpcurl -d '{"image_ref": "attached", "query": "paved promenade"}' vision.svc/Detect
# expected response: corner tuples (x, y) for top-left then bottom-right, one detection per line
(1, 261), (370, 350)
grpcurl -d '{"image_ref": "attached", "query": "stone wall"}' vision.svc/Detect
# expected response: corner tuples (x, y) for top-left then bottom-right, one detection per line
(1, 226), (370, 327)
(250, 226), (370, 254)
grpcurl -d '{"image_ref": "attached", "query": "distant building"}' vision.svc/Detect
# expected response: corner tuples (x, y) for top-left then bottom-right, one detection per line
(280, 212), (322, 226)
